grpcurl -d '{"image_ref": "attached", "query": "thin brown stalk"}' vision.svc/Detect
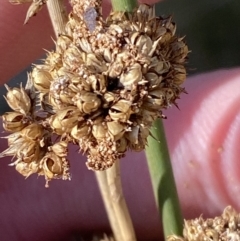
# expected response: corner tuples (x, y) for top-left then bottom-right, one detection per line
(106, 161), (136, 241)
(95, 171), (124, 241)
(46, 0), (68, 36)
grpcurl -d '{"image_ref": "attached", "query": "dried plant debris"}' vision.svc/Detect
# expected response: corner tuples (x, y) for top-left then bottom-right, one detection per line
(9, 0), (47, 24)
(1, 0), (188, 186)
(168, 206), (240, 241)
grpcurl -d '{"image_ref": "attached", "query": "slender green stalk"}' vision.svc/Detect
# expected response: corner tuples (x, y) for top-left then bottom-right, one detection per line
(145, 119), (183, 239)
(111, 0), (137, 12)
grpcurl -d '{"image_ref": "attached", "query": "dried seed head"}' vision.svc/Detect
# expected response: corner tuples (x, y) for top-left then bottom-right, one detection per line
(1, 1), (189, 182)
(4, 85), (31, 115)
(167, 206), (240, 241)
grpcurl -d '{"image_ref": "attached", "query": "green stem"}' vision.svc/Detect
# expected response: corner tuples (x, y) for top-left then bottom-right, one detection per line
(145, 119), (183, 239)
(111, 0), (137, 12)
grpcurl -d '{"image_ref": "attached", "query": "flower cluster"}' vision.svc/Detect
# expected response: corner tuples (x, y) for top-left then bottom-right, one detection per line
(1, 0), (188, 185)
(168, 206), (240, 241)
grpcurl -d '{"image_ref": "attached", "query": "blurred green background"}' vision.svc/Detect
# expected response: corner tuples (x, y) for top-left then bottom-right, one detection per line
(1, 0), (240, 114)
(156, 0), (240, 74)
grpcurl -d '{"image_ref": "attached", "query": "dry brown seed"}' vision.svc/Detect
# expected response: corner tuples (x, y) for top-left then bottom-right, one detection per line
(4, 85), (31, 115)
(15, 161), (39, 178)
(45, 52), (62, 68)
(40, 152), (63, 179)
(78, 38), (92, 53)
(21, 123), (44, 141)
(63, 46), (83, 68)
(92, 118), (107, 140)
(109, 99), (132, 122)
(145, 72), (162, 88)
(108, 61), (124, 78)
(140, 109), (156, 125)
(130, 32), (140, 45)
(125, 125), (139, 145)
(76, 91), (101, 114)
(119, 63), (142, 89)
(102, 92), (116, 108)
(17, 141), (41, 163)
(49, 107), (80, 135)
(50, 141), (68, 157)
(135, 34), (152, 55)
(117, 137), (128, 152)
(84, 53), (107, 73)
(2, 112), (28, 132)
(88, 74), (107, 93)
(107, 121), (126, 141)
(56, 35), (72, 53)
(71, 123), (91, 140)
(103, 48), (112, 62)
(32, 67), (52, 92)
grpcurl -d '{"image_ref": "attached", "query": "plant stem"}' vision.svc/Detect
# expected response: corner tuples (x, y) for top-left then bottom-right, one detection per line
(111, 0), (137, 12)
(46, 0), (68, 36)
(145, 119), (183, 239)
(95, 170), (124, 241)
(96, 161), (136, 241)
(106, 161), (136, 241)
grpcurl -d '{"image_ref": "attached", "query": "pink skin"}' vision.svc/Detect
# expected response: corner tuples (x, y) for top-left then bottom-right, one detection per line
(1, 1), (240, 240)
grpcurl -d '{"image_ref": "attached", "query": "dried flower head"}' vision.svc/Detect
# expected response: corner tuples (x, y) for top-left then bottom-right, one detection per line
(1, 0), (188, 185)
(167, 206), (240, 241)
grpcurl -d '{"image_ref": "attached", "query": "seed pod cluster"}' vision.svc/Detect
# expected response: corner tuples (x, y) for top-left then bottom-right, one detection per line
(167, 206), (240, 241)
(1, 0), (188, 182)
(1, 81), (70, 186)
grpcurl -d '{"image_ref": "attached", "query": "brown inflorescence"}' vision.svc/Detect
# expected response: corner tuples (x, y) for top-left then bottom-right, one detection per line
(1, 0), (188, 185)
(167, 206), (240, 241)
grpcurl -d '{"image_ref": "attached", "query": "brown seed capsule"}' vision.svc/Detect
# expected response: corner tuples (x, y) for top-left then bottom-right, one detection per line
(50, 141), (68, 157)
(135, 34), (153, 55)
(4, 85), (31, 115)
(2, 112), (28, 132)
(119, 63), (142, 89)
(92, 118), (107, 140)
(71, 122), (91, 140)
(56, 35), (72, 53)
(40, 152), (63, 179)
(32, 67), (52, 92)
(15, 161), (39, 178)
(107, 121), (126, 141)
(17, 140), (41, 163)
(49, 107), (80, 135)
(109, 99), (132, 122)
(21, 123), (44, 141)
(75, 91), (101, 114)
